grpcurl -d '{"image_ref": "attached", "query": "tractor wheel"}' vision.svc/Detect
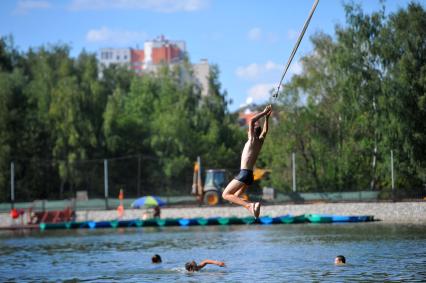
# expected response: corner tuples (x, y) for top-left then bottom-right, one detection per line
(204, 191), (220, 206)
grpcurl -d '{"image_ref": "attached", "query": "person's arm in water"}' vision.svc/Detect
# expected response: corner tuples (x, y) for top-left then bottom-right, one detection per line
(249, 105), (272, 139)
(259, 107), (272, 140)
(197, 259), (225, 270)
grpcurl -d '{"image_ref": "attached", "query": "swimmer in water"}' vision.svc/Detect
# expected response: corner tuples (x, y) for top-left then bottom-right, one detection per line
(334, 255), (346, 265)
(185, 259), (225, 272)
(152, 254), (162, 264)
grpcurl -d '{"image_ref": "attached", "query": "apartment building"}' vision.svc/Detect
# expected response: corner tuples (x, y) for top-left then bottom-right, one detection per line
(99, 35), (185, 72)
(98, 36), (209, 96)
(99, 48), (131, 68)
(192, 59), (210, 97)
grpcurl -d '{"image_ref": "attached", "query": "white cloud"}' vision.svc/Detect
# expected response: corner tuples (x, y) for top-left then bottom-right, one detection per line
(86, 27), (148, 45)
(70, 0), (209, 13)
(14, 0), (51, 14)
(241, 60), (303, 105)
(236, 60), (282, 80)
(247, 83), (275, 101)
(247, 27), (262, 41)
(236, 59), (302, 81)
(236, 63), (261, 80)
(264, 60), (280, 71)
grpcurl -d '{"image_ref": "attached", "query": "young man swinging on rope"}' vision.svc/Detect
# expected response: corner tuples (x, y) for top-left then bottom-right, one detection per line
(222, 104), (272, 218)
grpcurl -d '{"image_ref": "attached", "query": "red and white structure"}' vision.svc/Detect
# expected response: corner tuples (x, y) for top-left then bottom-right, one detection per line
(99, 35), (209, 96)
(99, 35), (185, 73)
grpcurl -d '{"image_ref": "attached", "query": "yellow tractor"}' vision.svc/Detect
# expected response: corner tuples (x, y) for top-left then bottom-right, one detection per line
(191, 157), (270, 206)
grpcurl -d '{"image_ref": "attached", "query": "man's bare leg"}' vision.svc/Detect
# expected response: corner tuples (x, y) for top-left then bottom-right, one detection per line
(234, 185), (247, 198)
(222, 179), (248, 207)
(222, 180), (259, 216)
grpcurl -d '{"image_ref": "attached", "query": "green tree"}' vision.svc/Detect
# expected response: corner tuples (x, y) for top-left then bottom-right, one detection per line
(262, 2), (426, 197)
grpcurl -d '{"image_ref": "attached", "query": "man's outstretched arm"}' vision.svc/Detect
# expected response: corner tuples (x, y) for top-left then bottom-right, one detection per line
(197, 259), (225, 270)
(249, 105), (272, 138)
(259, 107), (272, 140)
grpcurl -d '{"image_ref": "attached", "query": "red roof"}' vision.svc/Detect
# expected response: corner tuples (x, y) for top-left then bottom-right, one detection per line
(238, 112), (256, 127)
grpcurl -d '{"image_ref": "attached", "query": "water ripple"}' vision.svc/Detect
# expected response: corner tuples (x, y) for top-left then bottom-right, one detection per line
(0, 223), (425, 282)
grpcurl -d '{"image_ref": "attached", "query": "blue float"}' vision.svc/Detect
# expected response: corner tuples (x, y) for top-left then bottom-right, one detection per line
(34, 214), (375, 230)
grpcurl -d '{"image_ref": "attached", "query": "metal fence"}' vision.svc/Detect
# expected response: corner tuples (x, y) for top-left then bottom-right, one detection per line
(1, 151), (425, 212)
(5, 154), (195, 204)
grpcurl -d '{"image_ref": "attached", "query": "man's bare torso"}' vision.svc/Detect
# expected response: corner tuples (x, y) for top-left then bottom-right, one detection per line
(240, 137), (264, 170)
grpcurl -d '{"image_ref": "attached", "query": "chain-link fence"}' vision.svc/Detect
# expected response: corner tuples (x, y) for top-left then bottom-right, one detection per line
(2, 155), (196, 212)
(1, 151), (425, 212)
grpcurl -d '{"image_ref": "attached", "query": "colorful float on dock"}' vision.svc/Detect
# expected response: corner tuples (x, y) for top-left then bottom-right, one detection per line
(33, 214), (375, 231)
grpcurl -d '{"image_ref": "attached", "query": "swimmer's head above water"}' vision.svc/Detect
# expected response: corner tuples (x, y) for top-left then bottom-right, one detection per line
(152, 254), (162, 264)
(334, 255), (346, 265)
(185, 260), (198, 272)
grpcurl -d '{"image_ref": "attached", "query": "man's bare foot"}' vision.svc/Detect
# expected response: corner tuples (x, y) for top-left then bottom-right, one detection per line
(254, 202), (261, 218)
(247, 203), (260, 218)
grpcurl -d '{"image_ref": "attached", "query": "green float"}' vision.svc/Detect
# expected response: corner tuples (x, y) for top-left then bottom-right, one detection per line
(156, 218), (180, 227)
(241, 216), (256, 224)
(218, 217), (230, 225)
(110, 220), (119, 228)
(196, 218), (208, 225)
(306, 214), (333, 223)
(280, 214), (306, 224)
(134, 219), (143, 227)
(293, 214), (307, 223)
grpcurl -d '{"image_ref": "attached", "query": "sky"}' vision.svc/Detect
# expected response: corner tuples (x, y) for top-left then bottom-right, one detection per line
(0, 0), (418, 111)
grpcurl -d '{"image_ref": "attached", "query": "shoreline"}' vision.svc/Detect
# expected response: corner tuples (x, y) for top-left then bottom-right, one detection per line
(1, 201), (425, 228)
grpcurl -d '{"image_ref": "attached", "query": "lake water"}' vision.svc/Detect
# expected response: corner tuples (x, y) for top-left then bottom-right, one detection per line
(0, 223), (425, 282)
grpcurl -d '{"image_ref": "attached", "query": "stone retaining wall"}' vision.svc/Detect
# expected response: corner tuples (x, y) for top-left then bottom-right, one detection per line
(1, 202), (425, 227)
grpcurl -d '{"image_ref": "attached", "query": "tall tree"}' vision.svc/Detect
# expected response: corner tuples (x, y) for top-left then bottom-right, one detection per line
(261, 2), (426, 195)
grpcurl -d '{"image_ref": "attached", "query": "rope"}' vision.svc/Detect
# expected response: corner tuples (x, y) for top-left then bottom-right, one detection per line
(272, 0), (320, 101)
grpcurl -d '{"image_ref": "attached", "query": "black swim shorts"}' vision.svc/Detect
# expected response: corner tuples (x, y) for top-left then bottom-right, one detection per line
(234, 169), (254, 185)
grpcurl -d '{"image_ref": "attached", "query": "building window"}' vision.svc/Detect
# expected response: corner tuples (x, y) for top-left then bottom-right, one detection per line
(117, 55), (120, 60)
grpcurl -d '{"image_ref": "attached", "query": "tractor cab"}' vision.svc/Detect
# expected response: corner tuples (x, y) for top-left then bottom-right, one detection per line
(203, 169), (227, 205)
